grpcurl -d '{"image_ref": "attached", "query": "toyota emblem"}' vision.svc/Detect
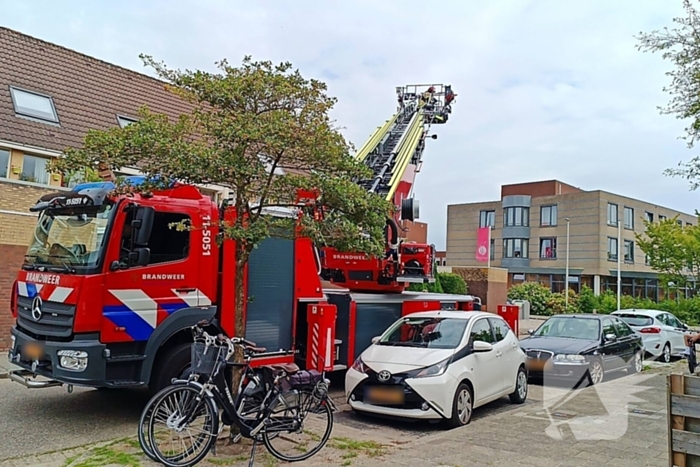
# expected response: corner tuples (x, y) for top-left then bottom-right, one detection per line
(377, 370), (391, 382)
(31, 296), (43, 321)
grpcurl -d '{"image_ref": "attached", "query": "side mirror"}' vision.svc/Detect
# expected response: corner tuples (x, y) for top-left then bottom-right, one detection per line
(472, 341), (493, 353)
(371, 336), (380, 344)
(128, 247), (150, 267)
(132, 206), (155, 245)
(682, 323), (689, 330)
(605, 333), (617, 342)
(528, 329), (535, 336)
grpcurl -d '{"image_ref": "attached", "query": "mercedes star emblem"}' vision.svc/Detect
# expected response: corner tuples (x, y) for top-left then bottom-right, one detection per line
(31, 296), (43, 321)
(377, 370), (391, 382)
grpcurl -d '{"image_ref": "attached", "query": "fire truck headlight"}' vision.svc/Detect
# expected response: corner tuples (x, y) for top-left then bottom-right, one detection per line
(57, 350), (88, 372)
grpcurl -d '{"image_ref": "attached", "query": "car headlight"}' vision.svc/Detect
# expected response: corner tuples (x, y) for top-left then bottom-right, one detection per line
(413, 357), (451, 378)
(57, 350), (88, 372)
(554, 354), (586, 363)
(351, 356), (367, 374)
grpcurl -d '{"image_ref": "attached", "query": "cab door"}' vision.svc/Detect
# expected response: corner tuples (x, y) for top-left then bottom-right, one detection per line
(101, 203), (202, 343)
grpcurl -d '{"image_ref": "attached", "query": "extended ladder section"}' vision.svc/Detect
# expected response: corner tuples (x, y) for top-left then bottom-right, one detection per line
(354, 84), (455, 208)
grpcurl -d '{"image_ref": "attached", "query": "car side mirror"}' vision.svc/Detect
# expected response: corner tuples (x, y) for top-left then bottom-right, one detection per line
(528, 329), (534, 336)
(371, 336), (380, 344)
(605, 333), (617, 342)
(472, 341), (493, 352)
(132, 206), (155, 245)
(128, 247), (150, 267)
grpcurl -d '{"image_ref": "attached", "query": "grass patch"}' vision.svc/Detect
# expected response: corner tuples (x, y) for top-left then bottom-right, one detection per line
(208, 455), (249, 465)
(71, 446), (141, 467)
(330, 437), (387, 458)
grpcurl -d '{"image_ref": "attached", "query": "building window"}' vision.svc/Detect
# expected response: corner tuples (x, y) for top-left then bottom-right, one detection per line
(624, 240), (634, 263)
(490, 238), (495, 261)
(479, 210), (495, 228)
(659, 215), (666, 221)
(540, 205), (557, 226)
(0, 149), (9, 178)
(645, 211), (654, 223)
(688, 222), (694, 227)
(607, 237), (618, 261)
(607, 203), (618, 226)
(504, 207), (529, 227)
(10, 87), (59, 123)
(503, 238), (528, 258)
(540, 237), (557, 259)
(677, 219), (683, 227)
(20, 154), (49, 184)
(117, 115), (138, 128)
(624, 207), (634, 230)
(645, 254), (650, 265)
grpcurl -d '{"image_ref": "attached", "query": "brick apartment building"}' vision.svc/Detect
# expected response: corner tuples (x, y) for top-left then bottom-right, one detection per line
(446, 180), (696, 300)
(0, 27), (235, 348)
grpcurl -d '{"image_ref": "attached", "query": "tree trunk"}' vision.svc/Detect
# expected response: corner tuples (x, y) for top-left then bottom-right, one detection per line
(228, 243), (248, 437)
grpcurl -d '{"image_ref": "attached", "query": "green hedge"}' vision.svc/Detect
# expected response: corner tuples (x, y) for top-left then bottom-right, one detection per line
(507, 282), (700, 325)
(407, 272), (468, 295)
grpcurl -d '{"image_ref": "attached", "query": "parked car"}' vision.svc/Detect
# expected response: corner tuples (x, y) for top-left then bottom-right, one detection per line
(344, 310), (528, 428)
(611, 309), (688, 363)
(520, 314), (644, 386)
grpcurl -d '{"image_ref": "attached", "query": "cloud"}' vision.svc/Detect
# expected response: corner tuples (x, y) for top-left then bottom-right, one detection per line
(1, 0), (695, 248)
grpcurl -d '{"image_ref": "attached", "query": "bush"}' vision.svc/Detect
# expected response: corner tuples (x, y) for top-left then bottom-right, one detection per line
(508, 282), (552, 315)
(577, 285), (596, 314)
(437, 273), (468, 295)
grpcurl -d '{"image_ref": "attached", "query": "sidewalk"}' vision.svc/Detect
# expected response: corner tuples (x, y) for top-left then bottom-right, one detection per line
(0, 352), (18, 380)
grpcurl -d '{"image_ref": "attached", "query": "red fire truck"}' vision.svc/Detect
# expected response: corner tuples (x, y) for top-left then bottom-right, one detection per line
(7, 84), (479, 394)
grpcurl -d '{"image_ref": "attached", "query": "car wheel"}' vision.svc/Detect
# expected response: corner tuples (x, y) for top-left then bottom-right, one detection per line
(586, 359), (604, 386)
(509, 366), (528, 404)
(662, 343), (672, 364)
(629, 351), (643, 374)
(446, 383), (473, 428)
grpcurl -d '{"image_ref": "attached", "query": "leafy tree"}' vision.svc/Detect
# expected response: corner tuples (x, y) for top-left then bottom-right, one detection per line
(507, 282), (552, 315)
(636, 0), (700, 188)
(49, 55), (393, 396)
(437, 273), (468, 295)
(636, 216), (700, 288)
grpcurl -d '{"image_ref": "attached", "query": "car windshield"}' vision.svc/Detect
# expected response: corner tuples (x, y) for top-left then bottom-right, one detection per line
(615, 314), (653, 327)
(24, 202), (115, 271)
(378, 316), (470, 349)
(534, 317), (600, 340)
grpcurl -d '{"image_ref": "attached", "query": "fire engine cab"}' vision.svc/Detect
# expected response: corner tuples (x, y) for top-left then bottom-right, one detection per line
(6, 84), (480, 394)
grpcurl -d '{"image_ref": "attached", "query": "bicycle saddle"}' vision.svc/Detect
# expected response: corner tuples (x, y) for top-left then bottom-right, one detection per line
(268, 363), (300, 375)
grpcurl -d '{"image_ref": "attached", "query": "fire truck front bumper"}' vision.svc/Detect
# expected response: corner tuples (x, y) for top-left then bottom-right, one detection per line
(8, 326), (108, 389)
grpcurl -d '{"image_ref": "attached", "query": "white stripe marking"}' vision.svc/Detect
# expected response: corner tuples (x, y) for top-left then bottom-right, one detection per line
(325, 328), (332, 370)
(171, 289), (213, 307)
(109, 289), (159, 328)
(17, 282), (28, 297)
(48, 287), (72, 303)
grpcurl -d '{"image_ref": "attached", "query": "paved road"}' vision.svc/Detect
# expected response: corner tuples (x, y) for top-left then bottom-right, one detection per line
(0, 381), (152, 461)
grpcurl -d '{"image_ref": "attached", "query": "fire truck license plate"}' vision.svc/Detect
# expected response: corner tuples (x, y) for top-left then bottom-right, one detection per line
(365, 386), (404, 405)
(22, 342), (44, 360)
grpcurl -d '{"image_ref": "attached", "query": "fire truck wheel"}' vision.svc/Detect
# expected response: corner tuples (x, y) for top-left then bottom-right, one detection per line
(149, 342), (192, 395)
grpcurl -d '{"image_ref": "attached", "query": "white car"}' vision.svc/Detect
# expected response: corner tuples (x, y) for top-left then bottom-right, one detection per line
(611, 309), (689, 363)
(344, 310), (528, 428)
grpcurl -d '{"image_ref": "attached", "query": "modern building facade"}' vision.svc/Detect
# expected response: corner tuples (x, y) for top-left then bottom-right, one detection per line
(446, 180), (696, 300)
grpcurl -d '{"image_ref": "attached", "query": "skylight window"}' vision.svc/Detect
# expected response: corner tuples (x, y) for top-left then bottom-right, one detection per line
(9, 86), (59, 123)
(117, 115), (138, 128)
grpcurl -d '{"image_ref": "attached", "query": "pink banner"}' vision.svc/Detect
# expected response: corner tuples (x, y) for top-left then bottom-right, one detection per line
(475, 227), (490, 262)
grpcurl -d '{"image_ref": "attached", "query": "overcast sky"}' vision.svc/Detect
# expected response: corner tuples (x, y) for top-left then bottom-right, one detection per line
(2, 0), (695, 249)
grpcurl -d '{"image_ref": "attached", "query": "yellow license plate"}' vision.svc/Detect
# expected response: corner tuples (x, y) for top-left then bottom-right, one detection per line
(365, 386), (404, 405)
(22, 342), (44, 360)
(526, 359), (545, 372)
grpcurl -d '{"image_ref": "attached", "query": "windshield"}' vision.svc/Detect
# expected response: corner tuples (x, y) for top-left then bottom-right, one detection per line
(24, 202), (115, 270)
(615, 314), (653, 327)
(378, 316), (470, 349)
(534, 317), (600, 340)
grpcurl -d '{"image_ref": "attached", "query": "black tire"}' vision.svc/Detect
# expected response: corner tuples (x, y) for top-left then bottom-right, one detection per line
(661, 342), (672, 364)
(509, 366), (528, 404)
(446, 382), (473, 428)
(586, 358), (604, 386)
(629, 351), (643, 374)
(149, 343), (192, 395)
(148, 384), (218, 467)
(262, 390), (334, 462)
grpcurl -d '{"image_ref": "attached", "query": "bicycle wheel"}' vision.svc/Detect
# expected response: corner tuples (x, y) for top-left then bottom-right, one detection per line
(138, 383), (182, 462)
(148, 384), (219, 467)
(262, 389), (334, 462)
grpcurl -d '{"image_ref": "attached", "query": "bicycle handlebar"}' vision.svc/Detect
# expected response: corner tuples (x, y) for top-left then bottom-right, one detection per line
(191, 322), (261, 357)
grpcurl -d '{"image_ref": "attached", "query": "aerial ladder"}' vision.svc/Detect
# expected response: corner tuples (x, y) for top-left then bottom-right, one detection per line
(320, 84), (457, 293)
